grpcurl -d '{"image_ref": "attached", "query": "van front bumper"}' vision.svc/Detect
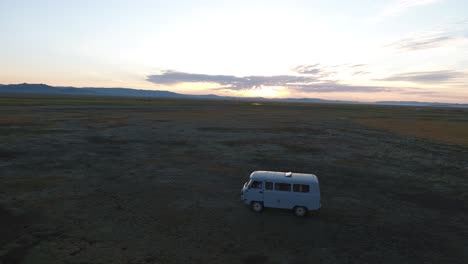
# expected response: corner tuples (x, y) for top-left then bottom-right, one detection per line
(240, 194), (249, 204)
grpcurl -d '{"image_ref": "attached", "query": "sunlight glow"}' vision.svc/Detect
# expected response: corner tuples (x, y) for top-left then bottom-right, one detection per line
(242, 86), (288, 98)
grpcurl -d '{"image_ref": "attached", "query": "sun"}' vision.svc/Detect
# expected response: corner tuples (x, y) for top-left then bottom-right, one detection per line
(244, 86), (286, 98)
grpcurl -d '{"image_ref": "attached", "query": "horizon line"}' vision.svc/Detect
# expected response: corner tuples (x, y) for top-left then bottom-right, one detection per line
(1, 82), (467, 106)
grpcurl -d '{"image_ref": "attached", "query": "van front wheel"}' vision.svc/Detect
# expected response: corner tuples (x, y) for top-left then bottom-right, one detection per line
(293, 206), (307, 217)
(251, 202), (264, 212)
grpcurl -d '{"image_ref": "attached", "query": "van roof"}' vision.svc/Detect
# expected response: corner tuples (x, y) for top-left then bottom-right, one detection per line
(250, 171), (318, 184)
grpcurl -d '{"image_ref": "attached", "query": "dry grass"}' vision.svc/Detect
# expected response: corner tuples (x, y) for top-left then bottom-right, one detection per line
(79, 116), (129, 128)
(0, 116), (35, 126)
(1, 96), (468, 263)
(3, 175), (65, 192)
(355, 118), (468, 145)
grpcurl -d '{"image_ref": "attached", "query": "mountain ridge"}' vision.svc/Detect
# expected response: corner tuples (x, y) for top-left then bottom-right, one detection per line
(1, 83), (467, 108)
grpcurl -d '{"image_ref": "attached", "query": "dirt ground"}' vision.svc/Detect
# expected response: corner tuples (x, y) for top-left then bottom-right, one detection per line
(1, 96), (468, 264)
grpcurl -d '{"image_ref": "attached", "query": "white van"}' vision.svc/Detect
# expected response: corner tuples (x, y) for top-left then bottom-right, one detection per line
(240, 171), (321, 216)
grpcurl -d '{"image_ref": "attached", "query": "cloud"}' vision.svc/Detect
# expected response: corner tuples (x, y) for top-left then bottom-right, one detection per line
(147, 69), (393, 93)
(387, 32), (454, 51)
(380, 0), (440, 18)
(146, 70), (241, 86)
(292, 64), (329, 76)
(386, 18), (468, 51)
(352, 71), (370, 76)
(292, 63), (368, 78)
(399, 90), (437, 95)
(147, 70), (321, 90)
(288, 83), (393, 93)
(369, 0), (441, 23)
(377, 70), (465, 83)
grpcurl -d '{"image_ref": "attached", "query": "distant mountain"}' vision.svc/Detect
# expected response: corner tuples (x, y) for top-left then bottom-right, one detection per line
(277, 98), (359, 104)
(0, 83), (467, 108)
(375, 101), (468, 108)
(0, 83), (189, 98)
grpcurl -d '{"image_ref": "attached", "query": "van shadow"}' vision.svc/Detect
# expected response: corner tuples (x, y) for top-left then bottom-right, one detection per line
(243, 205), (322, 220)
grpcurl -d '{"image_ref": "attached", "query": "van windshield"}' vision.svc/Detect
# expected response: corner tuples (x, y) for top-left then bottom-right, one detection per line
(246, 179), (252, 188)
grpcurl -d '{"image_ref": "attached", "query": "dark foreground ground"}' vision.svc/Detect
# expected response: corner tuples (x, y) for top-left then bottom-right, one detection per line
(1, 96), (468, 264)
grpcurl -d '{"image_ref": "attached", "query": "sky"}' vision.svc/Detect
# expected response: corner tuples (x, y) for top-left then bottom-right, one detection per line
(1, 0), (468, 103)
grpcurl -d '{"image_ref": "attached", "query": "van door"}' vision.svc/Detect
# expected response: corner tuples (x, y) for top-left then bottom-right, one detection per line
(273, 182), (293, 209)
(263, 181), (277, 208)
(246, 180), (264, 203)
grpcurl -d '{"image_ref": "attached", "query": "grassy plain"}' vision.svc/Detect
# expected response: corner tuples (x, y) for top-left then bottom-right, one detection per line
(1, 95), (468, 263)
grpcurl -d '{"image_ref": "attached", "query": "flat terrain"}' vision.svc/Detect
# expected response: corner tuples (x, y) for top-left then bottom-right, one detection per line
(1, 95), (468, 264)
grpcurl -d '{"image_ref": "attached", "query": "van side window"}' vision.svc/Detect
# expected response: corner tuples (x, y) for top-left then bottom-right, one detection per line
(251, 181), (262, 189)
(293, 184), (310, 193)
(265, 182), (273, 190)
(293, 184), (300, 192)
(275, 183), (291, 192)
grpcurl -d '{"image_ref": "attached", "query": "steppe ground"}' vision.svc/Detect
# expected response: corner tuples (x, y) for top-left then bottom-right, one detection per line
(1, 95), (468, 264)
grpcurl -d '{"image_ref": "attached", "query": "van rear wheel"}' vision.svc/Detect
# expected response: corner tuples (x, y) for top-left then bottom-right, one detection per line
(251, 202), (264, 212)
(293, 206), (307, 217)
